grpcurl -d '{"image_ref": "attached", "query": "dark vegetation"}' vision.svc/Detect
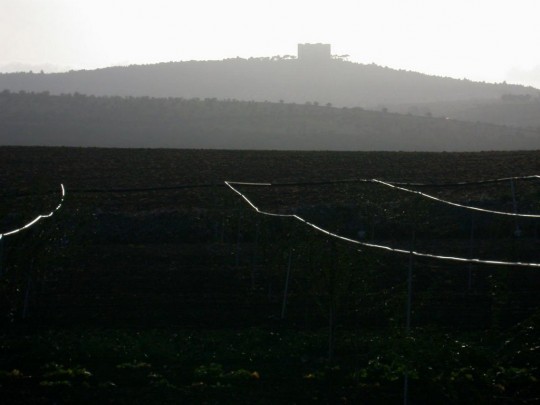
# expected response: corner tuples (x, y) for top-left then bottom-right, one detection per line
(1, 147), (540, 403)
(390, 95), (540, 129)
(1, 58), (539, 128)
(2, 91), (540, 151)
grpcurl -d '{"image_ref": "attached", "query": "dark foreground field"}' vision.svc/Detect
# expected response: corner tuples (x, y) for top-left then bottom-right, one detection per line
(1, 147), (540, 403)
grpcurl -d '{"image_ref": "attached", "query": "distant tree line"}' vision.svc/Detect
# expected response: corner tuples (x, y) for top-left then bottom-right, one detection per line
(1, 91), (539, 151)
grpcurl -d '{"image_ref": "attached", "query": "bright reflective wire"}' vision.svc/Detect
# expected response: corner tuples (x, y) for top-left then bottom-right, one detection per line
(1, 184), (65, 238)
(238, 174), (540, 188)
(225, 181), (540, 268)
(388, 174), (540, 187)
(227, 175), (540, 217)
(373, 179), (540, 218)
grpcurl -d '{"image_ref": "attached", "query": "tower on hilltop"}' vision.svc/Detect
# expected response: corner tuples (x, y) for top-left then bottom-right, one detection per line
(297, 43), (331, 62)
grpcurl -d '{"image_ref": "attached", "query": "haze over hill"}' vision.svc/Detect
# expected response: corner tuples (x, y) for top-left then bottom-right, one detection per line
(1, 57), (537, 107)
(2, 44), (539, 130)
(1, 91), (539, 151)
(389, 96), (540, 129)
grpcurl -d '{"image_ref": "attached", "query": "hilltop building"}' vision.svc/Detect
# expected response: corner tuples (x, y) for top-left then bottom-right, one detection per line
(297, 43), (331, 62)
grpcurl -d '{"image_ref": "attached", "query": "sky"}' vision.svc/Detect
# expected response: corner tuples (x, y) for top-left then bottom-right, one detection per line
(1, 0), (540, 88)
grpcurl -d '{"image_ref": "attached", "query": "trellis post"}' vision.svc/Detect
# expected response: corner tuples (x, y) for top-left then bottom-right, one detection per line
(0, 236), (4, 278)
(251, 219), (260, 289)
(468, 215), (475, 290)
(510, 179), (521, 237)
(404, 229), (415, 405)
(281, 248), (293, 320)
(235, 209), (243, 268)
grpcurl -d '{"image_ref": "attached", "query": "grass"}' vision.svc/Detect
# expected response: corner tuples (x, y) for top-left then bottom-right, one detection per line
(1, 323), (539, 403)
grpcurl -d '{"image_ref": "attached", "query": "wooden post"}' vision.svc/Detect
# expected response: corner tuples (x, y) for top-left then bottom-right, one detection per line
(468, 215), (475, 290)
(371, 216), (377, 240)
(328, 302), (335, 362)
(510, 179), (521, 237)
(251, 220), (260, 289)
(325, 240), (340, 362)
(0, 236), (4, 278)
(22, 260), (34, 320)
(220, 215), (225, 243)
(405, 230), (415, 332)
(22, 277), (32, 319)
(281, 248), (293, 320)
(235, 210), (242, 268)
(305, 241), (313, 327)
(404, 229), (415, 405)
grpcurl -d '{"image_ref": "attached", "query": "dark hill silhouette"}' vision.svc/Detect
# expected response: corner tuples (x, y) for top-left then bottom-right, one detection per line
(1, 91), (539, 151)
(1, 58), (538, 109)
(388, 95), (540, 129)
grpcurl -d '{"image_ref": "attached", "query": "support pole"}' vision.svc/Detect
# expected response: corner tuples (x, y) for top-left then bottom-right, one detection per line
(510, 179), (521, 237)
(404, 229), (415, 405)
(251, 220), (260, 289)
(0, 236), (4, 278)
(468, 215), (475, 290)
(281, 248), (293, 320)
(22, 259), (34, 320)
(235, 210), (242, 268)
(220, 215), (225, 243)
(22, 277), (32, 319)
(405, 231), (415, 332)
(328, 241), (338, 362)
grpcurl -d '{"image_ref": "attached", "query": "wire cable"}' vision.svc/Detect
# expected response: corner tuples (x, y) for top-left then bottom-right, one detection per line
(372, 179), (540, 218)
(383, 174), (540, 188)
(238, 174), (540, 188)
(0, 184), (65, 239)
(2, 174), (539, 197)
(227, 177), (540, 218)
(225, 181), (540, 268)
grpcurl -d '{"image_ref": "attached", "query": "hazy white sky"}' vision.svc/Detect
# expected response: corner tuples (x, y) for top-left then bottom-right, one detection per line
(1, 0), (540, 87)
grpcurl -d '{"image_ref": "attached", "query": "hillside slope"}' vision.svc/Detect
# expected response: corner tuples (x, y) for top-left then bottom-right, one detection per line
(1, 59), (538, 110)
(1, 91), (539, 151)
(389, 95), (540, 128)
